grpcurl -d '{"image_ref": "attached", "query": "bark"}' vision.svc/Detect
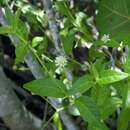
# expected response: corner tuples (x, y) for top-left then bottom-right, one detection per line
(0, 67), (39, 130)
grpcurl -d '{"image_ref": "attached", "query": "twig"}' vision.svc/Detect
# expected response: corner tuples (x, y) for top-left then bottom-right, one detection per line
(43, 101), (48, 123)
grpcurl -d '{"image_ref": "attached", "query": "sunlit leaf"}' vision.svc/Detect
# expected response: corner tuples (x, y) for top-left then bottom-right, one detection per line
(97, 70), (129, 85)
(32, 36), (44, 48)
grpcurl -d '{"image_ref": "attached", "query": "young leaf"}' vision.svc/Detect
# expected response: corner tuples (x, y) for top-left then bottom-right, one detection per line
(97, 70), (129, 85)
(75, 96), (108, 130)
(69, 75), (94, 95)
(15, 42), (28, 64)
(24, 78), (67, 98)
(60, 29), (75, 55)
(74, 12), (93, 41)
(32, 36), (44, 48)
(55, 2), (92, 41)
(5, 8), (15, 26)
(5, 8), (28, 40)
(15, 20), (28, 41)
(13, 9), (21, 29)
(96, 0), (130, 42)
(0, 26), (12, 34)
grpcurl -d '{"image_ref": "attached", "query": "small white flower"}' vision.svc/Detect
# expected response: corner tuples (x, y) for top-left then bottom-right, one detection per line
(55, 55), (67, 68)
(55, 56), (67, 74)
(101, 34), (110, 43)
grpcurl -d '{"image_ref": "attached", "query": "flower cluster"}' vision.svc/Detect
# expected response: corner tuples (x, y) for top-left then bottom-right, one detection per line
(55, 55), (67, 74)
(101, 34), (110, 43)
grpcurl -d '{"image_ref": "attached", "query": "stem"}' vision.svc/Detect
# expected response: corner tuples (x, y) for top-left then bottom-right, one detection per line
(42, 1), (80, 130)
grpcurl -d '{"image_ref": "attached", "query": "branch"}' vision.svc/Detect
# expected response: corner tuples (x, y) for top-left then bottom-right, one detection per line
(42, 0), (64, 55)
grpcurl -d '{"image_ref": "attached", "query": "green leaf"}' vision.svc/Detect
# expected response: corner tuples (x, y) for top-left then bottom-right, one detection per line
(24, 78), (67, 98)
(55, 1), (74, 22)
(55, 2), (92, 41)
(118, 80), (130, 130)
(92, 87), (111, 106)
(122, 81), (130, 108)
(60, 29), (75, 55)
(94, 39), (119, 47)
(117, 108), (130, 130)
(74, 12), (87, 28)
(32, 36), (48, 55)
(74, 12), (93, 41)
(124, 52), (130, 73)
(90, 64), (99, 80)
(0, 0), (4, 5)
(69, 75), (94, 95)
(15, 43), (28, 64)
(91, 87), (120, 120)
(0, 26), (12, 34)
(117, 81), (130, 130)
(75, 96), (108, 130)
(15, 19), (28, 41)
(13, 9), (21, 29)
(32, 36), (44, 48)
(97, 70), (129, 85)
(5, 8), (28, 40)
(96, 0), (130, 42)
(88, 124), (103, 130)
(100, 97), (122, 119)
(5, 8), (15, 26)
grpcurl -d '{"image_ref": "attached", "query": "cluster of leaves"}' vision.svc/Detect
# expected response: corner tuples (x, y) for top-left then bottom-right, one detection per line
(1, 0), (130, 130)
